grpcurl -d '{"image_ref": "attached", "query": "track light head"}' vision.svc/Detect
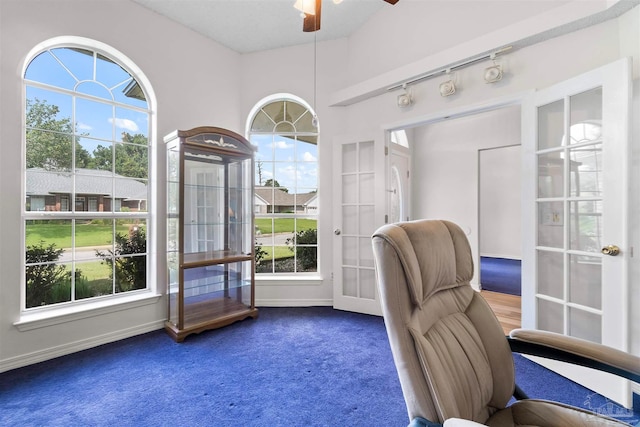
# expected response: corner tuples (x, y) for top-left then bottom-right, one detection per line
(484, 64), (503, 83)
(439, 80), (456, 97)
(397, 84), (413, 108)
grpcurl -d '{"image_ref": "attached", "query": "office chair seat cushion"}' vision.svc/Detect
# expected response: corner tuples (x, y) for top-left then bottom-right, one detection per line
(486, 399), (629, 426)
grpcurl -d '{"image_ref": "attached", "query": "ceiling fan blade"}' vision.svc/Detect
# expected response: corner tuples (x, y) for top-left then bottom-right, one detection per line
(383, 0), (399, 4)
(303, 0), (322, 32)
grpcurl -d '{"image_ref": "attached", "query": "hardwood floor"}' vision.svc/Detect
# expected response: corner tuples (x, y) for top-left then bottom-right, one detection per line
(480, 290), (521, 335)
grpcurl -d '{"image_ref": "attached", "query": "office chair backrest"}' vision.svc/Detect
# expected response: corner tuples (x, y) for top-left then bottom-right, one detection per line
(372, 220), (514, 424)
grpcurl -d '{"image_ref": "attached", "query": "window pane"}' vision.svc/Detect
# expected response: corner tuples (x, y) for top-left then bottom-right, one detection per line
(25, 51), (76, 90)
(26, 170), (73, 211)
(78, 137), (112, 171)
(25, 219), (73, 308)
(75, 260), (113, 300)
(296, 139), (317, 162)
(51, 47), (94, 82)
(115, 107), (149, 141)
(76, 98), (114, 141)
(273, 136), (295, 161)
(76, 81), (112, 100)
(251, 110), (274, 132)
(96, 53), (130, 91)
(75, 219), (113, 260)
(26, 130), (73, 170)
(26, 87), (73, 131)
(115, 142), (148, 179)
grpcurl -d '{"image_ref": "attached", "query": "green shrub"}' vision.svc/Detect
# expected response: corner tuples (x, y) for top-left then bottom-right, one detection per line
(96, 226), (146, 292)
(286, 228), (317, 271)
(25, 241), (70, 307)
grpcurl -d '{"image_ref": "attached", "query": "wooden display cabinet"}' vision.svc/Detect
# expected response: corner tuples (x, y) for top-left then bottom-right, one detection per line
(165, 126), (258, 342)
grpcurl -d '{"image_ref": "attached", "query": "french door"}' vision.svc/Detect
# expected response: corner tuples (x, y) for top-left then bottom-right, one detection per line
(332, 134), (385, 315)
(522, 58), (631, 406)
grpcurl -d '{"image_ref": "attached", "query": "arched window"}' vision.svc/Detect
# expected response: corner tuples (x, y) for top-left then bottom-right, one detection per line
(248, 95), (319, 274)
(23, 38), (154, 310)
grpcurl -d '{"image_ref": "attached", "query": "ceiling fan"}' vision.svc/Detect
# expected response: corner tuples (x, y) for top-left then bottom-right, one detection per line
(294, 0), (400, 32)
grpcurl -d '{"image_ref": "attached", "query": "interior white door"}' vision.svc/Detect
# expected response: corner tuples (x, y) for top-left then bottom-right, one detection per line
(521, 58), (631, 406)
(389, 144), (411, 223)
(332, 134), (385, 315)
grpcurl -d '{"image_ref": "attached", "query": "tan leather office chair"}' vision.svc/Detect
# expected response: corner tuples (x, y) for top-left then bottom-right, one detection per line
(371, 219), (640, 427)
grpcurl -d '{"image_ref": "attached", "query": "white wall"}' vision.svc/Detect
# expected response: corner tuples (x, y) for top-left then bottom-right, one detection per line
(479, 145), (522, 259)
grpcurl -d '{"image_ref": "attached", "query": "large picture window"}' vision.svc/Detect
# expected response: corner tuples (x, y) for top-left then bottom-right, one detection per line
(23, 40), (152, 309)
(248, 96), (319, 274)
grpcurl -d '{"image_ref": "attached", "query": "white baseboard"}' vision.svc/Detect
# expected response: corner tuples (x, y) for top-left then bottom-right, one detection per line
(480, 254), (521, 261)
(256, 298), (333, 307)
(0, 320), (165, 373)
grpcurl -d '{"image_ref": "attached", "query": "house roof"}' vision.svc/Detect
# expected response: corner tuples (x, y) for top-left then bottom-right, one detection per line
(254, 186), (316, 207)
(26, 168), (147, 201)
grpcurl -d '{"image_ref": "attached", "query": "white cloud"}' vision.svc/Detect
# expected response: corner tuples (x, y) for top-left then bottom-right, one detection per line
(109, 118), (139, 132)
(271, 140), (293, 149)
(77, 122), (92, 131)
(302, 152), (317, 161)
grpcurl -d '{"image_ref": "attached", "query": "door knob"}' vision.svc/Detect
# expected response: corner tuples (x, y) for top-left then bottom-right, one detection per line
(601, 245), (620, 256)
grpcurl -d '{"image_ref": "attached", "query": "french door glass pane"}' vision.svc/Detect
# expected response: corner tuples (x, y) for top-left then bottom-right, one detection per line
(569, 308), (601, 343)
(570, 143), (602, 197)
(569, 254), (601, 310)
(360, 268), (376, 300)
(537, 298), (564, 333)
(537, 100), (564, 150)
(343, 267), (357, 297)
(538, 151), (564, 198)
(537, 201), (564, 247)
(569, 201), (602, 252)
(342, 143), (356, 173)
(537, 250), (563, 299)
(359, 141), (374, 172)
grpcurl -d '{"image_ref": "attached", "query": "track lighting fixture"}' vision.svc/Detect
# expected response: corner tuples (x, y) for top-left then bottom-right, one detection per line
(439, 70), (456, 97)
(397, 84), (413, 108)
(387, 46), (512, 92)
(484, 53), (503, 83)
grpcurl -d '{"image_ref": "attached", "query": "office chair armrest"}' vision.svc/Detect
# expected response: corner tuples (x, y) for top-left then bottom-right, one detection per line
(508, 328), (640, 383)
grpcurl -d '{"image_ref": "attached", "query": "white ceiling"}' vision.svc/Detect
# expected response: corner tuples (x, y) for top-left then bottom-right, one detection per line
(132, 0), (390, 54)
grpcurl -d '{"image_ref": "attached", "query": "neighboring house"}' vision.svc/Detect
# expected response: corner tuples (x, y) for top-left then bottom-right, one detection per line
(254, 186), (317, 214)
(25, 168), (148, 212)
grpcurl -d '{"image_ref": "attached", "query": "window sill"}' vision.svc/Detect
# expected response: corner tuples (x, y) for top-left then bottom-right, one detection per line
(255, 274), (324, 286)
(14, 292), (163, 332)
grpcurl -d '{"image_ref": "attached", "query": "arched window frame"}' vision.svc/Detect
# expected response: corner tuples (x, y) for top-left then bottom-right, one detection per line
(246, 94), (319, 276)
(20, 36), (158, 315)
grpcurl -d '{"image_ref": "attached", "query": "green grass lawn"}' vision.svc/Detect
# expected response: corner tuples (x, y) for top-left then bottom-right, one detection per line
(255, 218), (316, 234)
(26, 221), (137, 248)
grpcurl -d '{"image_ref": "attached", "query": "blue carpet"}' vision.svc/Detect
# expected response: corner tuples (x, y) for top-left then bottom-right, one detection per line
(0, 307), (637, 426)
(480, 257), (521, 296)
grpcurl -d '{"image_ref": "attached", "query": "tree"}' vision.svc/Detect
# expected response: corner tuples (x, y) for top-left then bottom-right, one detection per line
(257, 160), (264, 186)
(92, 132), (148, 179)
(264, 178), (288, 193)
(25, 98), (91, 170)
